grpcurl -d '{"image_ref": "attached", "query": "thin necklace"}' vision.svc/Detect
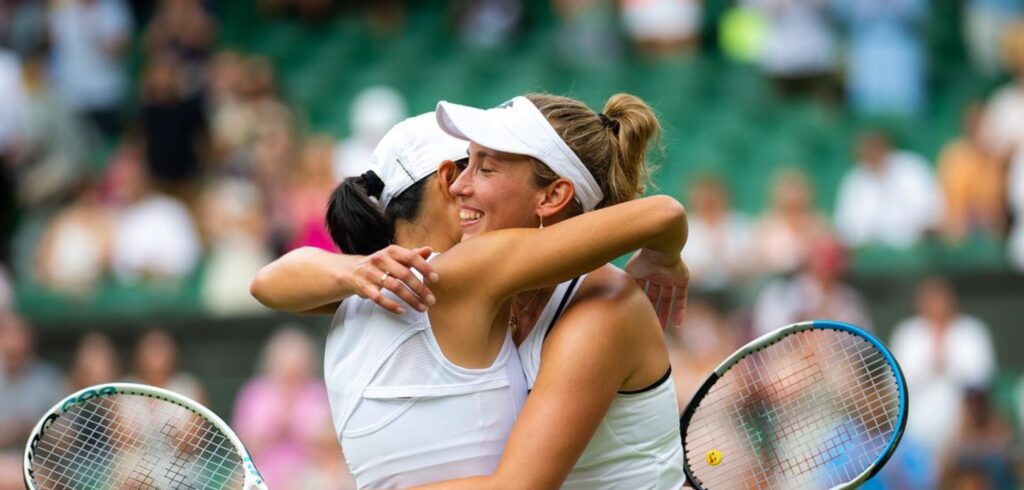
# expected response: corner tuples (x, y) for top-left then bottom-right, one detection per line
(508, 289), (544, 335)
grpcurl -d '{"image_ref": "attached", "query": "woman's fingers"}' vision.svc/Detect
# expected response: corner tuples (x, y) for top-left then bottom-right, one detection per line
(409, 246), (439, 283)
(674, 287), (687, 329)
(379, 254), (434, 308)
(357, 261), (423, 313)
(666, 289), (678, 329)
(361, 282), (406, 315)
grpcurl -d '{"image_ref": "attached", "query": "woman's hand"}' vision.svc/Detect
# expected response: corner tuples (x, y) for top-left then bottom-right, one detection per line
(349, 245), (439, 315)
(624, 249), (689, 329)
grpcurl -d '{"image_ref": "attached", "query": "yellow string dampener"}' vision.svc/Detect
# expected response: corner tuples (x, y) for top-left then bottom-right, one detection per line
(706, 449), (722, 466)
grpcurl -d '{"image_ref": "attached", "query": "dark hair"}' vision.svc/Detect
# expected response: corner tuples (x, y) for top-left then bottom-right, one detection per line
(325, 173), (431, 254)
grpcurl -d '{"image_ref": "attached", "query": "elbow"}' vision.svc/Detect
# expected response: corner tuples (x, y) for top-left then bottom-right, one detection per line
(249, 265), (276, 308)
(654, 195), (687, 236)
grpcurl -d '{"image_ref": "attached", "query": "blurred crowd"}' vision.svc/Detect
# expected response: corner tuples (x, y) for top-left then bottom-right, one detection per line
(0, 1), (1023, 307)
(0, 0), (1023, 489)
(0, 314), (357, 489)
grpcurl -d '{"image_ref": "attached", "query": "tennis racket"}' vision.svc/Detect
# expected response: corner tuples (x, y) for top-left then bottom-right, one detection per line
(24, 383), (267, 490)
(679, 320), (908, 490)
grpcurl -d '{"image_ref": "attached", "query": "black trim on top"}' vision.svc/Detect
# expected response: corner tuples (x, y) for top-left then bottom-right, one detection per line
(618, 367), (673, 395)
(679, 371), (721, 490)
(542, 277), (582, 340)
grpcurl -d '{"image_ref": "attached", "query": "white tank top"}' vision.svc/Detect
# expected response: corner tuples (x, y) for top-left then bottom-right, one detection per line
(519, 276), (686, 490)
(324, 282), (527, 489)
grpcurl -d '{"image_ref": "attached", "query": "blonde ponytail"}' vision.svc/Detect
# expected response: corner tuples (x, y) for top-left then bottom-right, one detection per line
(525, 92), (661, 213)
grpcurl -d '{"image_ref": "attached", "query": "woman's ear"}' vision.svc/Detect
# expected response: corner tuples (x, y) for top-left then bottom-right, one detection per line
(537, 178), (576, 219)
(436, 160), (460, 199)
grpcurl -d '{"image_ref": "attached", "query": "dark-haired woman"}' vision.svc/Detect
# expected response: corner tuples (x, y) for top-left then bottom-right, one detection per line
(253, 95), (688, 489)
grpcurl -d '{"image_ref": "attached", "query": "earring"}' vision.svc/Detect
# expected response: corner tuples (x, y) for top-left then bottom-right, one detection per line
(539, 214), (544, 229)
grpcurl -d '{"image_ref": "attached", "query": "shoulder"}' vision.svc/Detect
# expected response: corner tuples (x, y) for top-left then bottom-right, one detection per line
(890, 317), (925, 343)
(553, 265), (654, 344)
(893, 151), (932, 174)
(953, 315), (994, 340)
(573, 264), (643, 304)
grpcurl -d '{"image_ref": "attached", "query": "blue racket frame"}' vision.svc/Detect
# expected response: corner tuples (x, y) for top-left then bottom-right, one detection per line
(678, 320), (909, 490)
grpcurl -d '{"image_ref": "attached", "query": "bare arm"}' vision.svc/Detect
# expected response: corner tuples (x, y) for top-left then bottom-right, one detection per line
(250, 246), (437, 315)
(431, 194), (687, 305)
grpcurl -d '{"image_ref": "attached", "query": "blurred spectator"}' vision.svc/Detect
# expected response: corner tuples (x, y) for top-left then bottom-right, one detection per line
(9, 50), (91, 208)
(1005, 151), (1024, 269)
(1016, 377), (1024, 439)
(207, 50), (250, 164)
(964, 0), (1024, 77)
(34, 179), (113, 296)
(0, 267), (11, 310)
(452, 0), (523, 49)
(937, 388), (1019, 489)
(106, 143), (202, 284)
(1, 0), (47, 57)
(620, 0), (702, 55)
(140, 52), (209, 195)
(199, 177), (274, 316)
(936, 103), (1007, 242)
(332, 86), (407, 181)
(0, 311), (63, 490)
(0, 47), (27, 162)
(750, 167), (831, 275)
(747, 0), (835, 97)
(0, 46), (28, 266)
(127, 327), (206, 403)
(280, 135), (338, 252)
(48, 0), (133, 139)
(143, 0), (216, 68)
(835, 0), (926, 117)
(890, 277), (997, 458)
(751, 235), (872, 336)
(552, 0), (620, 65)
(233, 326), (329, 490)
(666, 300), (738, 412)
(210, 55), (293, 177)
(291, 421), (357, 490)
(834, 130), (941, 249)
(68, 331), (122, 391)
(980, 26), (1024, 162)
(681, 174), (753, 290)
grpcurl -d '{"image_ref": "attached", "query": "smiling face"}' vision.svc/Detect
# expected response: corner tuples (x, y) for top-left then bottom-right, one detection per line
(449, 142), (550, 239)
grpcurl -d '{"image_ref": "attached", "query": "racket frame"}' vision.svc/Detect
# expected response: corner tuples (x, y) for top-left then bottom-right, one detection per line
(679, 320), (908, 490)
(23, 382), (268, 490)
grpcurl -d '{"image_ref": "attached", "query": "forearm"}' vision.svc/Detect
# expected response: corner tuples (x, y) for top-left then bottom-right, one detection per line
(409, 476), (500, 490)
(250, 247), (358, 312)
(510, 194), (688, 292)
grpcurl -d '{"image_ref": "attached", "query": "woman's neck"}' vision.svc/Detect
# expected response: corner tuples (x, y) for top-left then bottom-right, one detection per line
(394, 220), (459, 253)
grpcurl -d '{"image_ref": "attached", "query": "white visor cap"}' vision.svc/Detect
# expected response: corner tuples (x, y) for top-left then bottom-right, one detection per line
(368, 112), (469, 208)
(435, 96), (604, 212)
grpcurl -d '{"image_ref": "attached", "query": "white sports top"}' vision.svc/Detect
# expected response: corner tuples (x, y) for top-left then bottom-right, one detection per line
(520, 276), (686, 490)
(324, 281), (528, 489)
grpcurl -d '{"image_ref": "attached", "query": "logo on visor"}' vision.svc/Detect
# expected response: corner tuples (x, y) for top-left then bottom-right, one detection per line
(496, 99), (516, 109)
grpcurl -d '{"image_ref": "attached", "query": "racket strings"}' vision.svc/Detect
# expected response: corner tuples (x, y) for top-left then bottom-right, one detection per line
(708, 334), (897, 487)
(742, 337), (896, 486)
(684, 329), (902, 489)
(30, 394), (245, 490)
(39, 397), (239, 489)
